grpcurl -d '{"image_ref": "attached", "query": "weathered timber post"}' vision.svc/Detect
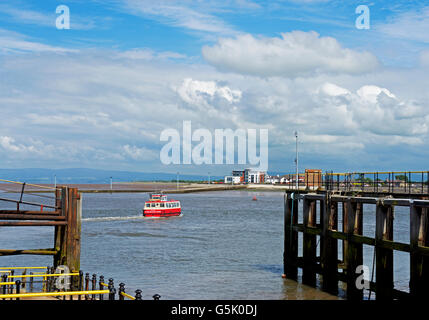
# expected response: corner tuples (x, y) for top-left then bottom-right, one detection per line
(342, 200), (349, 269)
(319, 197), (325, 267)
(375, 201), (394, 300)
(322, 195), (338, 294)
(283, 193), (298, 280)
(346, 200), (363, 300)
(54, 187), (81, 290)
(302, 196), (317, 286)
(410, 204), (429, 298)
(54, 187), (67, 268)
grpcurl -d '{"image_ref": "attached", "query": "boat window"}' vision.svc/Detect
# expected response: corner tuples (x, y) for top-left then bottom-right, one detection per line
(151, 203), (156, 208)
(160, 203), (165, 208)
(145, 203), (150, 208)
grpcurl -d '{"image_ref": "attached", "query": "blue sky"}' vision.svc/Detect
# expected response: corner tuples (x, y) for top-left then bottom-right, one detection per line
(1, 1), (427, 61)
(0, 0), (429, 175)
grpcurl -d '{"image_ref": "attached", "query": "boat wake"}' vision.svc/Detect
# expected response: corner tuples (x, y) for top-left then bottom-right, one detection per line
(82, 214), (183, 222)
(82, 216), (145, 222)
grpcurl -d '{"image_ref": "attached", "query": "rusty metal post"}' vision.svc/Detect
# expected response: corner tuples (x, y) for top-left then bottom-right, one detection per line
(92, 274), (97, 300)
(2, 274), (7, 299)
(108, 278), (115, 300)
(99, 275), (105, 300)
(30, 272), (33, 292)
(78, 271), (83, 300)
(135, 290), (142, 300)
(85, 273), (90, 300)
(9, 270), (14, 294)
(119, 283), (125, 300)
(109, 286), (116, 300)
(15, 280), (21, 300)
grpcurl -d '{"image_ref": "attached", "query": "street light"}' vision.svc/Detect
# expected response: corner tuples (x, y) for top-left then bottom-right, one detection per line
(294, 131), (298, 190)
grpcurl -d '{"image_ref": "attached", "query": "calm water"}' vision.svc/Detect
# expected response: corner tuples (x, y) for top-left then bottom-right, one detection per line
(0, 191), (411, 299)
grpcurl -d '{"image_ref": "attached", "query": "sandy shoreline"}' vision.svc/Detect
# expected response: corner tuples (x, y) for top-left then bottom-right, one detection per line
(0, 182), (303, 193)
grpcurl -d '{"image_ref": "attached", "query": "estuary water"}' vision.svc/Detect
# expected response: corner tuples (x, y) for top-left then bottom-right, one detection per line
(0, 191), (411, 299)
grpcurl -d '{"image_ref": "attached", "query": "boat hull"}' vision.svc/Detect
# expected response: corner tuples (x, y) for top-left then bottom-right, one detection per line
(143, 208), (181, 218)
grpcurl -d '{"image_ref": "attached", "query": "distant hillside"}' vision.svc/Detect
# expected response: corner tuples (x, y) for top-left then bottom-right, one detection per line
(0, 168), (222, 184)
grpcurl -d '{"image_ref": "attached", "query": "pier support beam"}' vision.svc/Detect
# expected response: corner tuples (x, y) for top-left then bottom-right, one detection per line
(346, 200), (363, 300)
(375, 202), (394, 300)
(410, 205), (429, 298)
(283, 193), (298, 280)
(303, 198), (317, 286)
(322, 197), (338, 294)
(54, 187), (81, 277)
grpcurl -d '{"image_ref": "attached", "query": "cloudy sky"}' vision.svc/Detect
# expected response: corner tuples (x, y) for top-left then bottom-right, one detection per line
(0, 0), (428, 175)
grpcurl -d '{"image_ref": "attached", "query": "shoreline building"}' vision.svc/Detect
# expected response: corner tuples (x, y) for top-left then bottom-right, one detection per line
(224, 169), (266, 184)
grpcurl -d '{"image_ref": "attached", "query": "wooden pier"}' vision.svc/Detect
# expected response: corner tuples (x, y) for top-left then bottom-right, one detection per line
(283, 189), (429, 300)
(0, 184), (81, 273)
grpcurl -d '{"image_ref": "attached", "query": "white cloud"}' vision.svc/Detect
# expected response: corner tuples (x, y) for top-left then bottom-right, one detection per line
(0, 40), (428, 172)
(176, 78), (242, 106)
(122, 145), (158, 161)
(202, 31), (380, 77)
(356, 85), (396, 104)
(318, 82), (351, 96)
(116, 49), (187, 60)
(0, 4), (55, 27)
(376, 7), (429, 43)
(0, 136), (32, 153)
(120, 0), (238, 35)
(0, 28), (77, 54)
(313, 83), (428, 138)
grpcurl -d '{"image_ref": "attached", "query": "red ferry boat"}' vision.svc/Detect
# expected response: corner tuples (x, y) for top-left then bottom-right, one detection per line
(143, 193), (181, 218)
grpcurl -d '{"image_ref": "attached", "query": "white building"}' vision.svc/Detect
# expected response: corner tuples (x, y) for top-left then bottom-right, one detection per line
(265, 175), (280, 184)
(224, 176), (242, 184)
(244, 169), (266, 184)
(225, 169), (266, 184)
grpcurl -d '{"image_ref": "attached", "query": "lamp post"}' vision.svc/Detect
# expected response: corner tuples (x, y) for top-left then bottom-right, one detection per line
(295, 131), (298, 190)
